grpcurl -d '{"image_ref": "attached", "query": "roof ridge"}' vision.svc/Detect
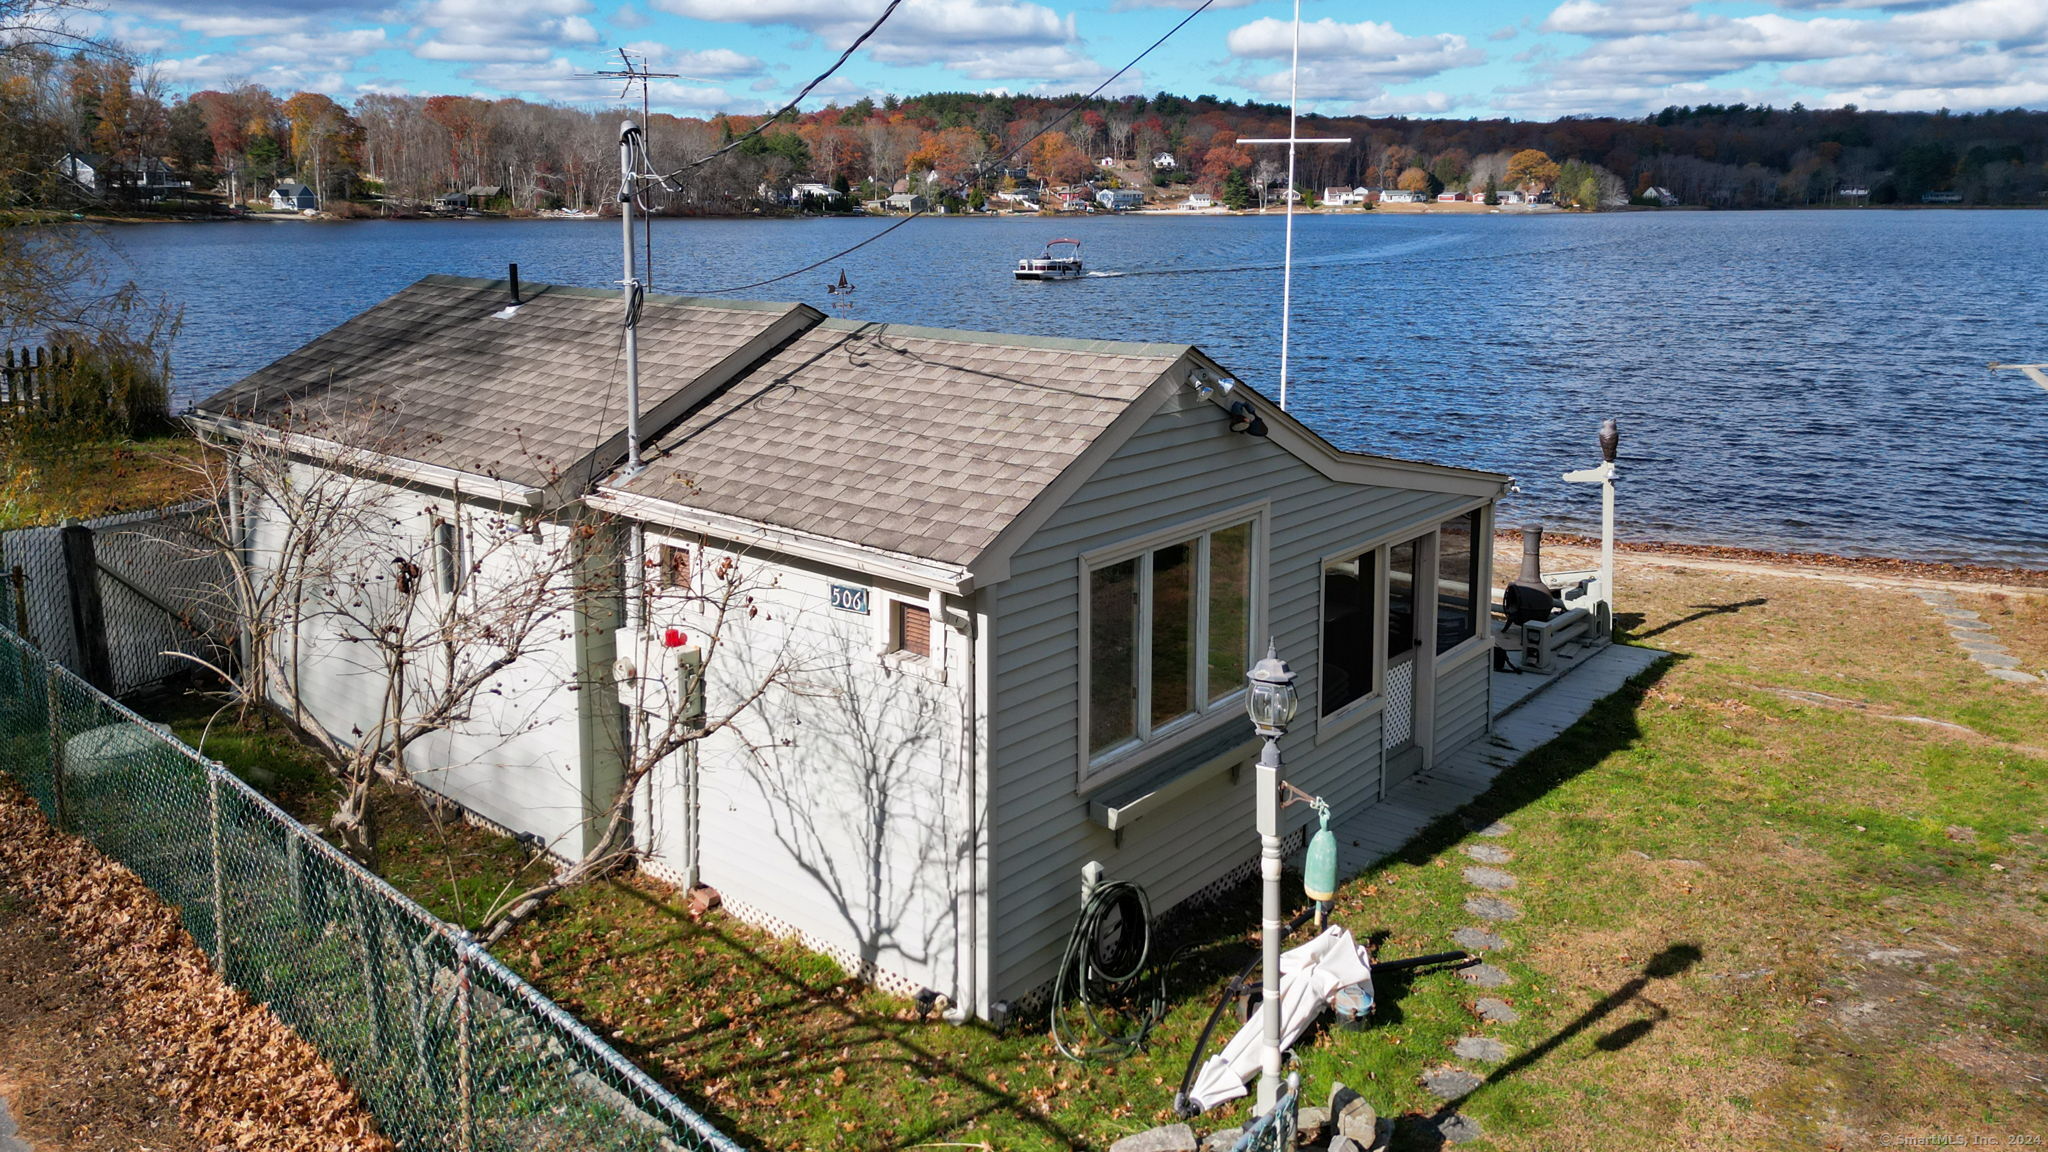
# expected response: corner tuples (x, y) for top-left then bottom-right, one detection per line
(809, 316), (1192, 359)
(415, 274), (802, 314)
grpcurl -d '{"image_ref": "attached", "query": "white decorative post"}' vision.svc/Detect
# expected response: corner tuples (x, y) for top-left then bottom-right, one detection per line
(1245, 644), (1298, 1115)
(1561, 419), (1620, 634)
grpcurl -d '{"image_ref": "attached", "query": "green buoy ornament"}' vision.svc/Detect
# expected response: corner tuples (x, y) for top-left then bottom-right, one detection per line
(1304, 807), (1337, 903)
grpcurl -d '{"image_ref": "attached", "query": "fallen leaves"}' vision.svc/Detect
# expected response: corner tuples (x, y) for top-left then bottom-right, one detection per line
(0, 780), (393, 1152)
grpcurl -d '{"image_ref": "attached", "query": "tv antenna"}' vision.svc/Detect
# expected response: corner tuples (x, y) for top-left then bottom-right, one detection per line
(1238, 0), (1348, 413)
(589, 49), (690, 288)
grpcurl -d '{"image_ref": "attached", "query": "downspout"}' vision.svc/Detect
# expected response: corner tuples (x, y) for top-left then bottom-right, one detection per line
(623, 522), (650, 861)
(946, 589), (988, 1023)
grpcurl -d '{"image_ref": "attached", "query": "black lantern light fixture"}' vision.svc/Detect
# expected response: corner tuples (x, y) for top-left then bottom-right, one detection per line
(1245, 643), (1297, 736)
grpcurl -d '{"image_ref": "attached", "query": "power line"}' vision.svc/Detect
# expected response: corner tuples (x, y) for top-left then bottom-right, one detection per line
(683, 0), (1223, 296)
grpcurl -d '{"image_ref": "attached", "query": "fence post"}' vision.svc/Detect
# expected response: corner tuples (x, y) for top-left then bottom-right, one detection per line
(10, 565), (30, 645)
(456, 936), (476, 1152)
(209, 769), (227, 966)
(45, 661), (66, 829)
(59, 523), (113, 692)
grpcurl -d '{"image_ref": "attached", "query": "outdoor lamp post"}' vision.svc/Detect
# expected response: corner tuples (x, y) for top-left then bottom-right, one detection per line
(1246, 643), (1298, 1115)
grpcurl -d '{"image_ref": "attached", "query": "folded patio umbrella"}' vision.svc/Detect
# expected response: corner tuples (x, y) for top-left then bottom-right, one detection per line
(1188, 924), (1376, 1112)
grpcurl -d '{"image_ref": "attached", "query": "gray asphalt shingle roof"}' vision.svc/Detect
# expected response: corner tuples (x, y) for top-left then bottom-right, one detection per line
(194, 275), (809, 491)
(614, 320), (1189, 568)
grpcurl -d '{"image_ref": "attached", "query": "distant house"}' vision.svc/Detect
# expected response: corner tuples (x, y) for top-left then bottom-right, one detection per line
(884, 192), (928, 213)
(1838, 185), (1870, 199)
(790, 182), (834, 205)
(60, 152), (188, 200)
(1379, 188), (1424, 204)
(1921, 191), (1962, 204)
(466, 184), (504, 205)
(270, 181), (319, 211)
(1097, 188), (1144, 211)
(1641, 186), (1679, 206)
(1152, 152), (1177, 170)
(1098, 157), (1120, 169)
(1184, 192), (1216, 210)
(1435, 191), (1468, 202)
(994, 190), (1040, 211)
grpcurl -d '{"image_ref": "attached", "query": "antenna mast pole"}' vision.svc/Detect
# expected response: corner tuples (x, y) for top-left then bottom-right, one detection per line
(619, 119), (645, 477)
(1241, 5), (1347, 415)
(595, 50), (681, 288)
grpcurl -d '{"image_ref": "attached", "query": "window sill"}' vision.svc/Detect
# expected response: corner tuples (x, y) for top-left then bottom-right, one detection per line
(1079, 699), (1246, 796)
(1086, 727), (1260, 836)
(1315, 692), (1386, 746)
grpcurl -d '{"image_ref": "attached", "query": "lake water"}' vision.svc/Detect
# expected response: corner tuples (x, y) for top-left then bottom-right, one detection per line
(98, 210), (2048, 567)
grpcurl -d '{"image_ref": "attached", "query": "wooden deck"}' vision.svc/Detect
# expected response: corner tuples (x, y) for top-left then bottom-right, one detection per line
(1333, 642), (1671, 875)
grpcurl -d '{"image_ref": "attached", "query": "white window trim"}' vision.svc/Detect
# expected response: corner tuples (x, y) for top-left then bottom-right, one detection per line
(1077, 501), (1268, 790)
(878, 590), (949, 684)
(1431, 504), (1493, 667)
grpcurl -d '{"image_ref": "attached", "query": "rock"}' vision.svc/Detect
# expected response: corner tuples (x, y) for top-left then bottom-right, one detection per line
(1971, 651), (2023, 669)
(1200, 1129), (1240, 1152)
(1464, 895), (1521, 922)
(1453, 927), (1506, 952)
(1328, 1139), (1364, 1152)
(1421, 1065), (1484, 1099)
(1110, 1123), (1198, 1152)
(1463, 866), (1518, 891)
(1435, 1113), (1486, 1144)
(1458, 963), (1511, 988)
(1290, 1105), (1328, 1146)
(1453, 1036), (1509, 1062)
(1474, 997), (1521, 1024)
(1330, 1084), (1377, 1145)
(1866, 948), (1927, 966)
(1988, 668), (2041, 683)
(1461, 842), (1512, 864)
(1467, 818), (1513, 837)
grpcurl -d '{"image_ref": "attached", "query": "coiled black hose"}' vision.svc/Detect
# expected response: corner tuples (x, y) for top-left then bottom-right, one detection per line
(1050, 880), (1167, 1061)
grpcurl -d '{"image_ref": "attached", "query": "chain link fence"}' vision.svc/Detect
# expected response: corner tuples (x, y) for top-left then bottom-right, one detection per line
(0, 624), (746, 1152)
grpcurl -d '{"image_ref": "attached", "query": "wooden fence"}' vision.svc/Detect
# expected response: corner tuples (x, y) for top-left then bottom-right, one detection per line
(0, 345), (79, 412)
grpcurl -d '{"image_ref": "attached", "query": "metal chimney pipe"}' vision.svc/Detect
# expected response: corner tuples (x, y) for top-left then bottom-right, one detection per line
(507, 263), (521, 304)
(1517, 523), (1544, 585)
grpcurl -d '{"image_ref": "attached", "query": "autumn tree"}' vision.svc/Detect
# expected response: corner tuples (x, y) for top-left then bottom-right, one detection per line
(1506, 148), (1560, 195)
(1397, 166), (1431, 193)
(282, 90), (358, 204)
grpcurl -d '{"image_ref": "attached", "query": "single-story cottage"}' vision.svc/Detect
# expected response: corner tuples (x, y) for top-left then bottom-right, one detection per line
(193, 273), (1510, 1018)
(884, 192), (928, 213)
(1379, 189), (1424, 204)
(1152, 152), (1177, 170)
(270, 181), (319, 211)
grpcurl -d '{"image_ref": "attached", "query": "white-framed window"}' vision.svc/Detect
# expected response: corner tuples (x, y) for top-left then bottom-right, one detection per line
(1080, 504), (1264, 782)
(891, 600), (932, 659)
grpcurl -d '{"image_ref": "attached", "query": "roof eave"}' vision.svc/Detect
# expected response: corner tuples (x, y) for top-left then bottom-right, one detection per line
(188, 411), (548, 508)
(587, 488), (979, 596)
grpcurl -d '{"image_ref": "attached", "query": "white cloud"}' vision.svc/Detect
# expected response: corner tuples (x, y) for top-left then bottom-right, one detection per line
(648, 0), (1076, 66)
(619, 42), (764, 78)
(926, 44), (1102, 80)
(1542, 0), (1714, 37)
(1109, 0), (1253, 10)
(175, 13), (317, 36)
(1225, 18), (1484, 77)
(416, 0), (598, 64)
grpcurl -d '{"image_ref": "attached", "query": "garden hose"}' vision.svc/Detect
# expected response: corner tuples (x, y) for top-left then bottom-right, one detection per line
(1050, 880), (1166, 1062)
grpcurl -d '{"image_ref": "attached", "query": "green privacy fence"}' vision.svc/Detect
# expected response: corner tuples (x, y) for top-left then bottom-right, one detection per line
(0, 624), (745, 1152)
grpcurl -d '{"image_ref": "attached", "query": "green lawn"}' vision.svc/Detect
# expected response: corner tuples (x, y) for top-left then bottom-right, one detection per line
(0, 434), (209, 531)
(143, 551), (2048, 1151)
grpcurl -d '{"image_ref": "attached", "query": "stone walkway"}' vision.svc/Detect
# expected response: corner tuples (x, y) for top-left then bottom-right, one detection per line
(1915, 589), (2041, 685)
(1326, 641), (1671, 1146)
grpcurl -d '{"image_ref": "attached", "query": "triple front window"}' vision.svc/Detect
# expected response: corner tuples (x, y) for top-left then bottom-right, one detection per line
(1085, 513), (1259, 770)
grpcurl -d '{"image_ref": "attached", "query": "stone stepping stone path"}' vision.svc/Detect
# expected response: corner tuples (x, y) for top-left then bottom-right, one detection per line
(1917, 590), (2041, 685)
(1410, 815), (1541, 1148)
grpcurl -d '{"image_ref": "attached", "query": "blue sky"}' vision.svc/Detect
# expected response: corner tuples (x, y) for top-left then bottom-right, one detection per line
(101, 0), (2048, 120)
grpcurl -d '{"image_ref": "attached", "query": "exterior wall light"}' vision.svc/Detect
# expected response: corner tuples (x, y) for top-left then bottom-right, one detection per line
(1245, 641), (1296, 1114)
(1245, 643), (1297, 735)
(1228, 401), (1269, 438)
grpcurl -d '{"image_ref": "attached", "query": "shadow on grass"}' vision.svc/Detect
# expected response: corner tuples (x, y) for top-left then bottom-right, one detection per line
(1632, 598), (1768, 642)
(1397, 944), (1703, 1151)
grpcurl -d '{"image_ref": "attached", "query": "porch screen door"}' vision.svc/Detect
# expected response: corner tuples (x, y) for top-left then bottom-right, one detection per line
(1382, 535), (1425, 753)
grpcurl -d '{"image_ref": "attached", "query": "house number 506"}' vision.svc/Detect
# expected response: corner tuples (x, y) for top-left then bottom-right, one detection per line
(830, 584), (870, 614)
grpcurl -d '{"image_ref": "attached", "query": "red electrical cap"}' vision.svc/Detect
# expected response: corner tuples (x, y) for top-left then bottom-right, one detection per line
(663, 628), (687, 648)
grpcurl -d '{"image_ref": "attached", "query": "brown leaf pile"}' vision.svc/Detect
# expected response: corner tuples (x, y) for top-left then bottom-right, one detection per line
(0, 780), (393, 1152)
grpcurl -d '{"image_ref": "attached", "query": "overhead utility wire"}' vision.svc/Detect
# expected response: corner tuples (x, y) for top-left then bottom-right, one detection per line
(655, 0), (908, 179)
(683, 0), (1221, 296)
